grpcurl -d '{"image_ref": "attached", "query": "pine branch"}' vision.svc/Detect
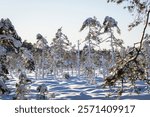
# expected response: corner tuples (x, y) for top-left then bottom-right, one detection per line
(134, 10), (150, 59)
(105, 10), (150, 86)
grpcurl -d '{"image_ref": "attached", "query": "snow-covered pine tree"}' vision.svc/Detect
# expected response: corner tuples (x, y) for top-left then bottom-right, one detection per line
(80, 16), (101, 84)
(13, 71), (31, 100)
(102, 16), (123, 67)
(50, 27), (71, 79)
(0, 18), (22, 94)
(36, 84), (48, 99)
(36, 84), (55, 100)
(35, 33), (48, 79)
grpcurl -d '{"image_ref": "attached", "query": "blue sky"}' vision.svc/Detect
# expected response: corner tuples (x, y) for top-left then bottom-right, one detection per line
(0, 0), (143, 48)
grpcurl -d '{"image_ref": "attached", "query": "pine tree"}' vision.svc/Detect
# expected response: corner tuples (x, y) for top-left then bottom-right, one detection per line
(102, 16), (123, 67)
(35, 33), (48, 79)
(0, 18), (22, 94)
(50, 27), (71, 78)
(80, 16), (101, 84)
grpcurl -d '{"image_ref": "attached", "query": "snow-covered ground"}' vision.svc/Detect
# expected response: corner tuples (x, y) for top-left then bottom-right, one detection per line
(1, 73), (150, 100)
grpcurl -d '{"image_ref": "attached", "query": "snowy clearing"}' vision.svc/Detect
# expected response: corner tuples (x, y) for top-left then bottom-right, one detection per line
(1, 73), (150, 100)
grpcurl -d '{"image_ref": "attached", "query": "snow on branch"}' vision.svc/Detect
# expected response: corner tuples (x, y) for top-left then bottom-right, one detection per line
(0, 18), (22, 53)
(103, 16), (121, 34)
(80, 16), (101, 32)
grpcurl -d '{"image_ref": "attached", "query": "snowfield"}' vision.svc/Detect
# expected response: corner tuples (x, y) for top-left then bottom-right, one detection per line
(1, 73), (150, 100)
